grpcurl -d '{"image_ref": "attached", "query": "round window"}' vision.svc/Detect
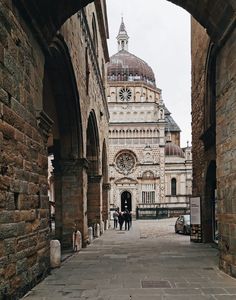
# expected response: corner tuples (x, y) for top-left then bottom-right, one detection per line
(116, 151), (136, 175)
(119, 87), (132, 101)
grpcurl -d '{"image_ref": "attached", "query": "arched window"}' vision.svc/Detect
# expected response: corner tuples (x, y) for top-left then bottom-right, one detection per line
(92, 14), (98, 56)
(85, 47), (89, 95)
(201, 43), (216, 150)
(171, 178), (177, 196)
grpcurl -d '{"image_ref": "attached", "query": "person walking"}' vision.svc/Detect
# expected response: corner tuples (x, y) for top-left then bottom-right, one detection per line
(118, 211), (124, 230)
(113, 209), (119, 229)
(123, 209), (131, 230)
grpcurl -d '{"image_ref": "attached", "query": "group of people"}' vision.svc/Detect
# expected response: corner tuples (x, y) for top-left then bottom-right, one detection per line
(113, 209), (132, 230)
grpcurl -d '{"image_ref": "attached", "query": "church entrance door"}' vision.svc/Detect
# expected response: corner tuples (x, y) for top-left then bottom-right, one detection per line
(121, 191), (132, 212)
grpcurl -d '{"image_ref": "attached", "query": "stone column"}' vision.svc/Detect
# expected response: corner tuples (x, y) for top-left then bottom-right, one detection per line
(102, 183), (111, 224)
(54, 158), (88, 249)
(87, 175), (102, 228)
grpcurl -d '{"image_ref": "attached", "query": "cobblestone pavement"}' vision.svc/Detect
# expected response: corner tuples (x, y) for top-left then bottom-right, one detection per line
(22, 218), (236, 300)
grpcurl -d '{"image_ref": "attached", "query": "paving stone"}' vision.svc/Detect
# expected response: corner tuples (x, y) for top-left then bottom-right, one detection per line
(20, 219), (236, 299)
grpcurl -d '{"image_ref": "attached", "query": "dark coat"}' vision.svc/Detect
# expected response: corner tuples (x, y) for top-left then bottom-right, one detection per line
(118, 212), (124, 224)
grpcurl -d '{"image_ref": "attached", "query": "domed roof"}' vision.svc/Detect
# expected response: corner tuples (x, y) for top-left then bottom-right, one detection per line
(107, 50), (156, 87)
(165, 142), (185, 158)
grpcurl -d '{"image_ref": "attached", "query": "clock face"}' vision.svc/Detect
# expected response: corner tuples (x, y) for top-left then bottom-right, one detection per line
(119, 87), (132, 101)
(116, 151), (135, 175)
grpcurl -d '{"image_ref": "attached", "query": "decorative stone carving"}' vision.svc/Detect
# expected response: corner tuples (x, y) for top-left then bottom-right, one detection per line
(116, 151), (136, 175)
(103, 183), (111, 190)
(119, 87), (132, 101)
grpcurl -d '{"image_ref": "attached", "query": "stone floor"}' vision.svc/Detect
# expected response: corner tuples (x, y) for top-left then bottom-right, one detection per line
(22, 218), (236, 300)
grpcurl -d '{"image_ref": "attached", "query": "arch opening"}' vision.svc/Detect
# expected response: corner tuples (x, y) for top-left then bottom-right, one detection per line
(86, 111), (101, 228)
(121, 191), (132, 212)
(43, 35), (84, 249)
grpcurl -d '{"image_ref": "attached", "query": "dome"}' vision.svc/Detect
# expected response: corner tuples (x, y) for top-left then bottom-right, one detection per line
(165, 143), (185, 158)
(107, 50), (156, 87)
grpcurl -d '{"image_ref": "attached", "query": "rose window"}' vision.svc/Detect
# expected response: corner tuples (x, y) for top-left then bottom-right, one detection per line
(116, 152), (136, 175)
(119, 87), (132, 101)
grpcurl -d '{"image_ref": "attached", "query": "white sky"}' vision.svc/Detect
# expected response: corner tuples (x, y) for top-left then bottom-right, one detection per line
(106, 0), (191, 148)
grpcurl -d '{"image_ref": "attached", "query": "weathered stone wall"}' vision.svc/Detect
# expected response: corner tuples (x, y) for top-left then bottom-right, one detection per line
(191, 16), (236, 276)
(191, 18), (210, 197)
(191, 18), (216, 243)
(216, 26), (236, 276)
(0, 1), (49, 297)
(60, 10), (109, 162)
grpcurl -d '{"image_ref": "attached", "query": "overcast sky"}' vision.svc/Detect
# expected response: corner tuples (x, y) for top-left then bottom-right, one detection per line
(106, 0), (191, 148)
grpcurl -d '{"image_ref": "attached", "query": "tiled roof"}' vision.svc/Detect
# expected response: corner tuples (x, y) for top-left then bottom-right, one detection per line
(107, 50), (156, 87)
(164, 106), (181, 132)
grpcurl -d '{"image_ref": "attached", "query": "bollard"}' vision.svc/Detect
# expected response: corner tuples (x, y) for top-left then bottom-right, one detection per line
(50, 240), (61, 268)
(94, 223), (100, 237)
(73, 230), (82, 251)
(100, 221), (104, 234)
(105, 220), (109, 230)
(88, 227), (93, 244)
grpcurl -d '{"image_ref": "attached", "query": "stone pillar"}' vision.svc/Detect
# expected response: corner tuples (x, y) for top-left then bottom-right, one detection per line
(87, 175), (102, 228)
(54, 158), (88, 250)
(102, 183), (111, 225)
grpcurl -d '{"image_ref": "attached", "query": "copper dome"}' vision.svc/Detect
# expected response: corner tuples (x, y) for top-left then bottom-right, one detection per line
(165, 143), (185, 158)
(107, 50), (156, 86)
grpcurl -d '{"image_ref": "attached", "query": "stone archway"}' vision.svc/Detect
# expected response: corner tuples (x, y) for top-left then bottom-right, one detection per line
(14, 1), (235, 45)
(86, 111), (101, 228)
(12, 0), (236, 279)
(43, 35), (85, 249)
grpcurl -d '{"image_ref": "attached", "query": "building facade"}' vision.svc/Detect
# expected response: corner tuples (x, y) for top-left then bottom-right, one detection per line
(107, 20), (192, 216)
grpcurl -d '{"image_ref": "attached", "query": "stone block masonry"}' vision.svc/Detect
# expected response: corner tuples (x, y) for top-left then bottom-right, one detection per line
(0, 1), (50, 295)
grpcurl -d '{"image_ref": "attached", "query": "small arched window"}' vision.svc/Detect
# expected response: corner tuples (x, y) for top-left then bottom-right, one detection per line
(92, 14), (98, 55)
(171, 178), (177, 196)
(85, 47), (89, 95)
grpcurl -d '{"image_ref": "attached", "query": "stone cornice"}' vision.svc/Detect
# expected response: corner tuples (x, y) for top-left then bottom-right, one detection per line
(36, 110), (54, 141)
(107, 81), (162, 93)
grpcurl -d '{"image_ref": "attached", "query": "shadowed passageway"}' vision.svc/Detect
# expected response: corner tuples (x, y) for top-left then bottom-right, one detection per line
(23, 219), (236, 300)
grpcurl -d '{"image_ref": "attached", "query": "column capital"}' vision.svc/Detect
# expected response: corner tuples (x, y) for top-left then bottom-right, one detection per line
(103, 183), (111, 190)
(88, 175), (102, 183)
(78, 158), (89, 170)
(53, 158), (88, 176)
